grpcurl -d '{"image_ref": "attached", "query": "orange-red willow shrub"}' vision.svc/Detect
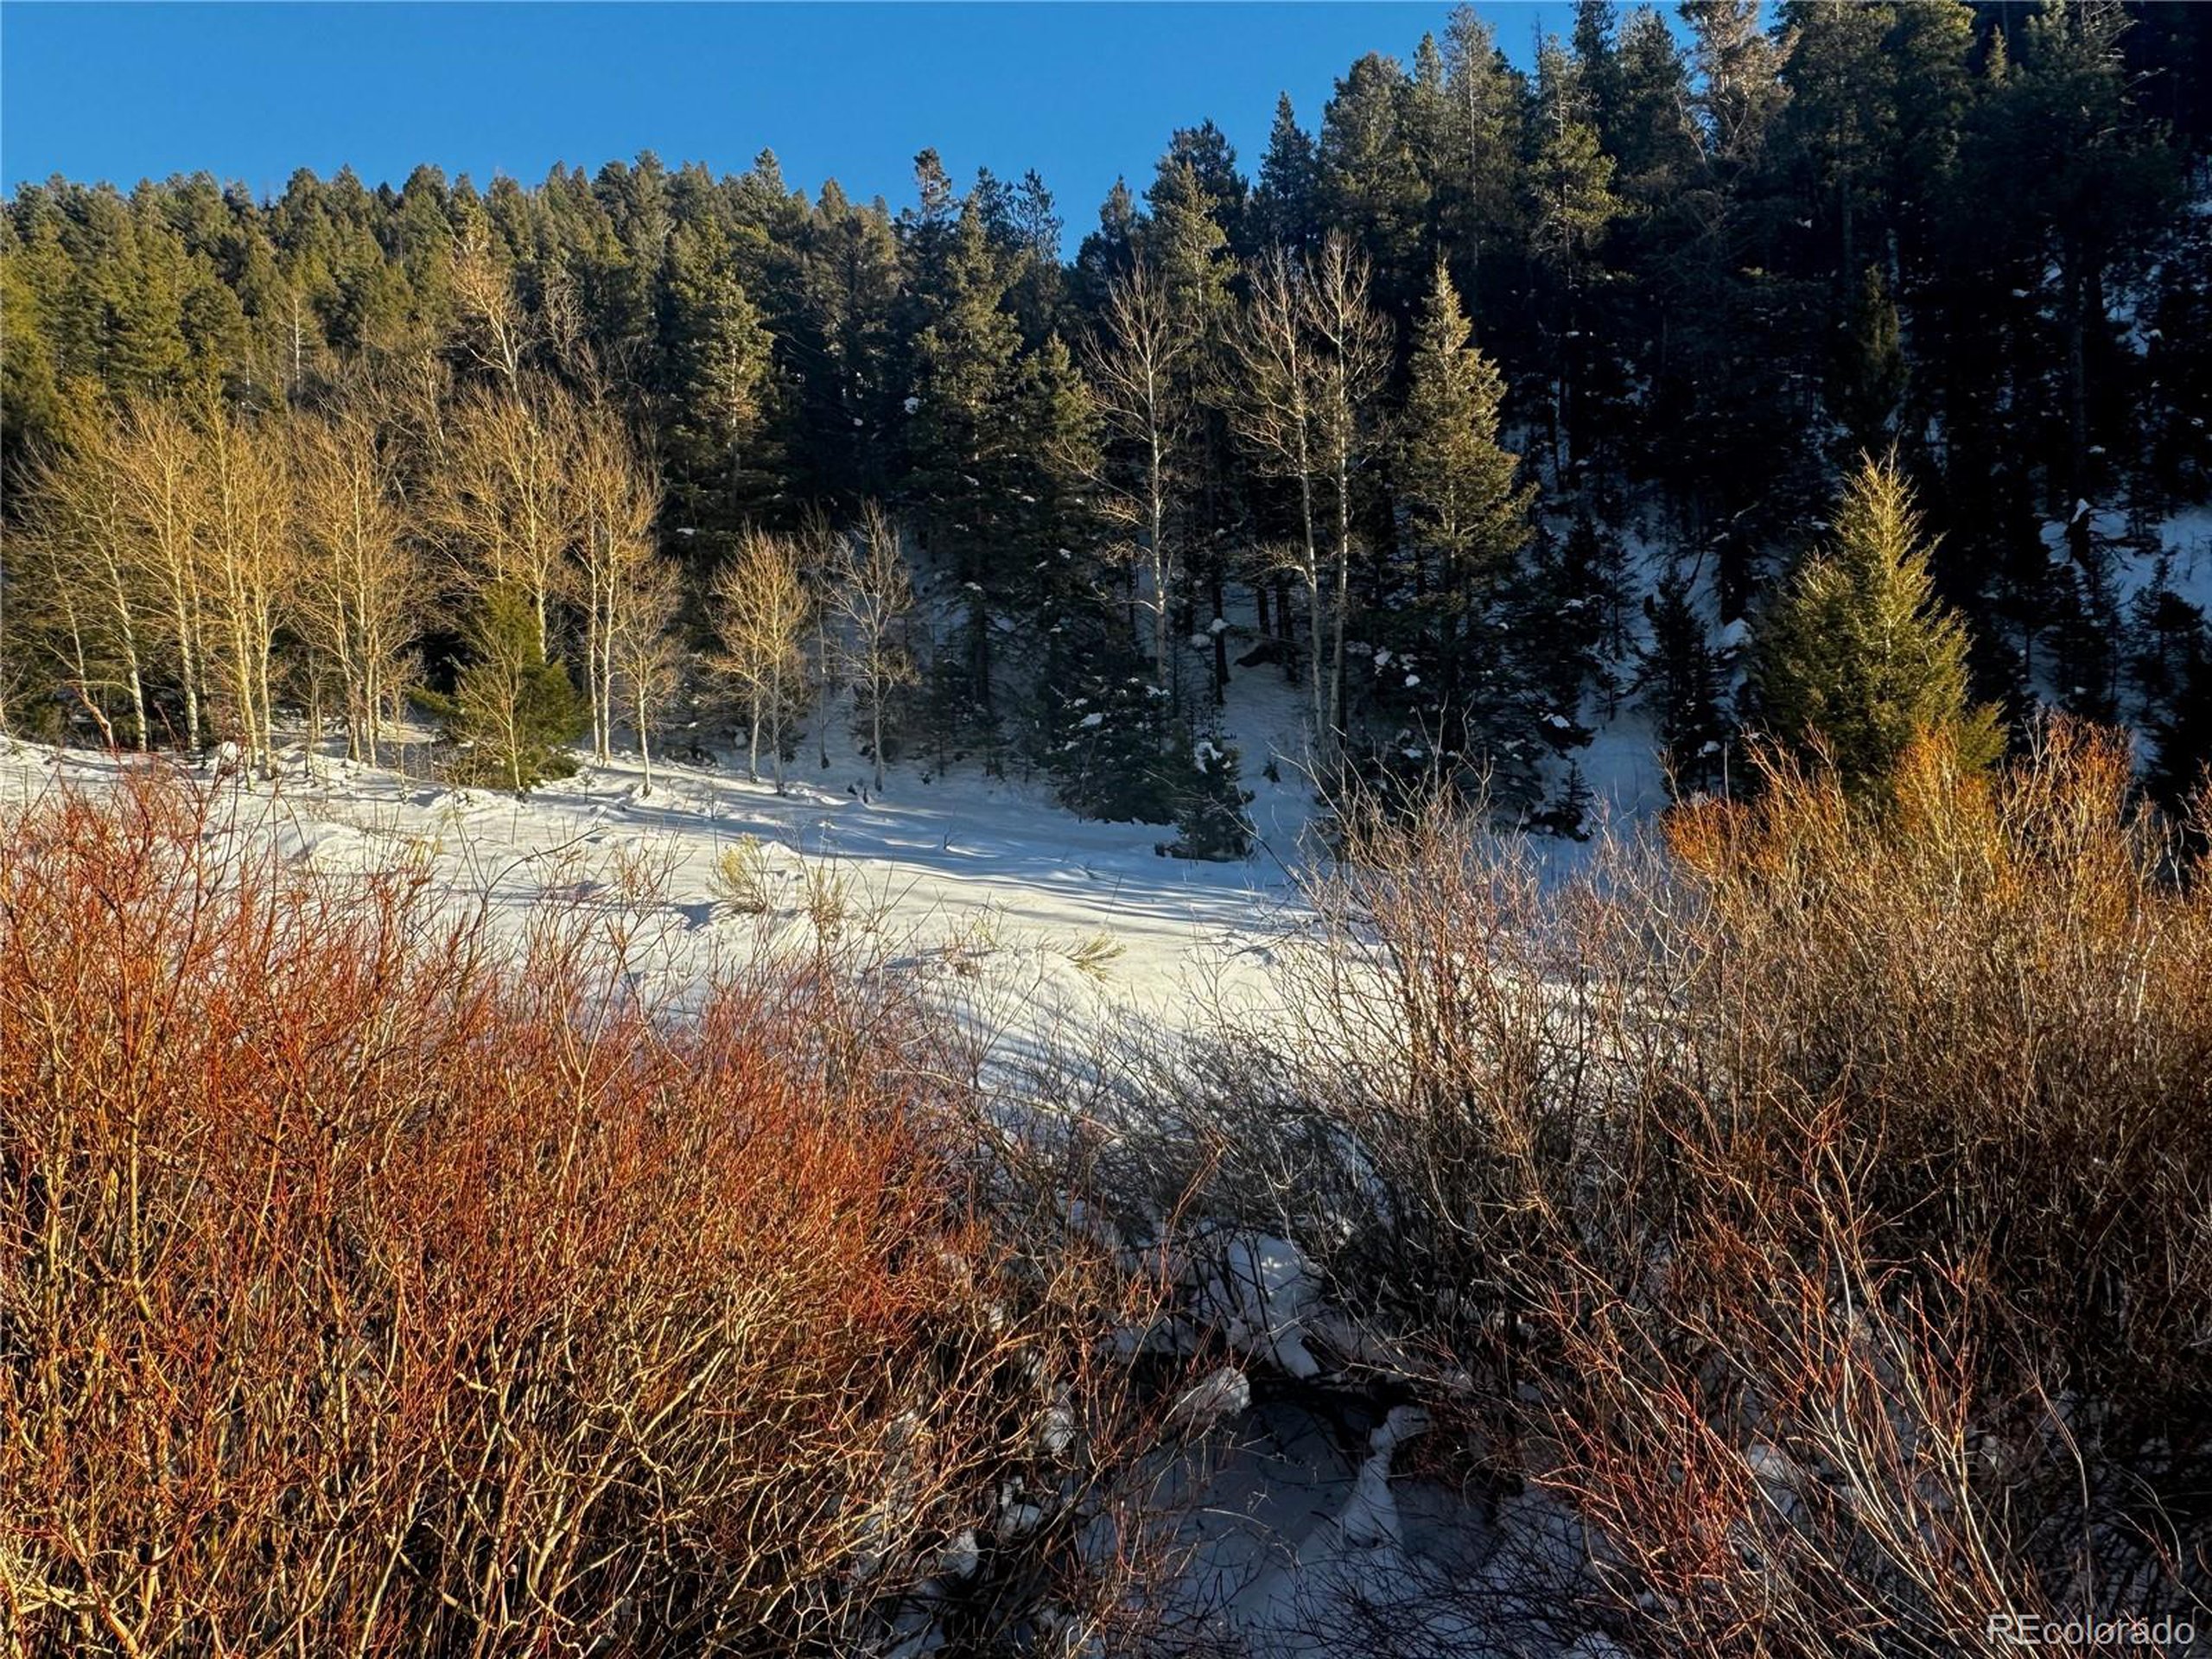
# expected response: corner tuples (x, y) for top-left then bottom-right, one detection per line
(0, 773), (1160, 1656)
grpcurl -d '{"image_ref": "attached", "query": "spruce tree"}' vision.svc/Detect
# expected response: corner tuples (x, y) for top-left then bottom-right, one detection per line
(1395, 262), (1535, 734)
(658, 219), (776, 545)
(1155, 122), (1248, 253)
(1637, 569), (1732, 796)
(1074, 177), (1141, 302)
(1520, 512), (1619, 741)
(906, 200), (1022, 716)
(419, 583), (587, 793)
(1832, 264), (1905, 459)
(1250, 94), (1319, 255)
(1751, 454), (2003, 794)
(1007, 331), (1099, 616)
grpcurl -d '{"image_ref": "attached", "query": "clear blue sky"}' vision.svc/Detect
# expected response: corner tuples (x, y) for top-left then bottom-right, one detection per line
(2, 2), (1581, 238)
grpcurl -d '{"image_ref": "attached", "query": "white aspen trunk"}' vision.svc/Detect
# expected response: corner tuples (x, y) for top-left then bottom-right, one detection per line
(769, 657), (786, 792)
(94, 545), (149, 751)
(872, 673), (887, 793)
(1297, 454), (1325, 766)
(1330, 416), (1353, 756)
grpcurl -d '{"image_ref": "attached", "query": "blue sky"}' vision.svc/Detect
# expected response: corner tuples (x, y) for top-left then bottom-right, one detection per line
(2, 2), (1582, 236)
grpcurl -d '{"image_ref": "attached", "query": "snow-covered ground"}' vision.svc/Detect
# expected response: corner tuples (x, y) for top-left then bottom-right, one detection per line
(0, 723), (1325, 1063)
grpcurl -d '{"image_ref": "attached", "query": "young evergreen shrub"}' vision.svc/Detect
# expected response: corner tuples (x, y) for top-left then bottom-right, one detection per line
(1751, 454), (2004, 797)
(1165, 734), (1254, 861)
(1038, 653), (1178, 824)
(414, 582), (586, 791)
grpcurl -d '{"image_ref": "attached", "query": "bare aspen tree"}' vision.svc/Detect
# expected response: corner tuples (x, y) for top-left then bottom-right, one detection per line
(388, 348), (455, 458)
(709, 529), (811, 791)
(1304, 233), (1392, 755)
(28, 542), (117, 747)
(111, 397), (212, 753)
(607, 550), (685, 796)
(799, 506), (842, 770)
(8, 516), (107, 744)
(537, 258), (592, 382)
(572, 402), (660, 763)
(1230, 250), (1329, 760)
(18, 423), (150, 748)
(829, 500), (918, 793)
(294, 395), (420, 766)
(282, 283), (314, 396)
(1082, 259), (1191, 697)
(450, 232), (531, 394)
(0, 594), (29, 738)
(198, 400), (292, 773)
(431, 379), (580, 656)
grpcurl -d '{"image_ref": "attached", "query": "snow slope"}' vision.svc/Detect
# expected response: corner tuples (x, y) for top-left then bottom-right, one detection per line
(0, 724), (1320, 1063)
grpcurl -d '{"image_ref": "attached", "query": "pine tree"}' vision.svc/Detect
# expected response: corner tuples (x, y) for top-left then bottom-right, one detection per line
(420, 582), (587, 792)
(1606, 7), (1700, 213)
(1250, 93), (1319, 254)
(1395, 262), (1535, 734)
(1751, 454), (2004, 795)
(1778, 0), (1898, 284)
(658, 220), (777, 546)
(1438, 7), (1524, 302)
(1570, 1), (1623, 137)
(906, 200), (1023, 716)
(1832, 264), (1905, 458)
(0, 219), (73, 451)
(1007, 169), (1065, 341)
(1637, 569), (1732, 796)
(106, 193), (191, 395)
(1681, 0), (1790, 175)
(1317, 54), (1425, 305)
(793, 181), (900, 500)
(1528, 35), (1621, 473)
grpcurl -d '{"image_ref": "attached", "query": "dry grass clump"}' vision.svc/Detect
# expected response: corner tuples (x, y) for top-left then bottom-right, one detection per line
(1064, 931), (1128, 980)
(0, 774), (1188, 1657)
(708, 831), (779, 912)
(1132, 719), (2212, 1655)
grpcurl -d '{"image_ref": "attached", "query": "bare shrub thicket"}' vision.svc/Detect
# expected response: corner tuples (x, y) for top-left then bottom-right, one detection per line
(1115, 721), (2212, 1656)
(0, 774), (1205, 1657)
